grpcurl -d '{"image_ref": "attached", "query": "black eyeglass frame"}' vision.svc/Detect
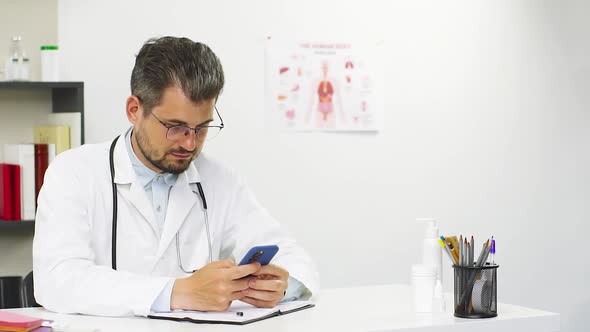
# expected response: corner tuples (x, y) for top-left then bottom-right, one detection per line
(149, 106), (224, 141)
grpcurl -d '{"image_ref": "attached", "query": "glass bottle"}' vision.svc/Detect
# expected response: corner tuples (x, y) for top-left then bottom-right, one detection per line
(5, 36), (24, 81)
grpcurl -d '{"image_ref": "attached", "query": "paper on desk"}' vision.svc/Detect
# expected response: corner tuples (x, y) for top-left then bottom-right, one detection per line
(149, 300), (313, 323)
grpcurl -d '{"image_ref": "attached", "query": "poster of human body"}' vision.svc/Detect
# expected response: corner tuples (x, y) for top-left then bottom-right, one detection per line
(265, 38), (383, 132)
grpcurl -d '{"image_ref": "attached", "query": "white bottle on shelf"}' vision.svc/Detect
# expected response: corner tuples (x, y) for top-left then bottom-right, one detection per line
(417, 218), (442, 283)
(5, 36), (24, 81)
(20, 53), (31, 81)
(6, 58), (18, 80)
(41, 45), (59, 81)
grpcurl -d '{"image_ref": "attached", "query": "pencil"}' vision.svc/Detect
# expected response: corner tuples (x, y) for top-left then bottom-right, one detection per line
(459, 235), (464, 266)
(470, 236), (474, 266)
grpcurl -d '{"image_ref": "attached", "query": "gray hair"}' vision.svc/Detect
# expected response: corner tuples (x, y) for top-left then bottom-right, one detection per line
(130, 36), (224, 114)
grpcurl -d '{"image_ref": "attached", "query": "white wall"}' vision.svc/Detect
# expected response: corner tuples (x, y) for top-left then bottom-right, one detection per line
(58, 0), (589, 331)
(0, 0), (58, 81)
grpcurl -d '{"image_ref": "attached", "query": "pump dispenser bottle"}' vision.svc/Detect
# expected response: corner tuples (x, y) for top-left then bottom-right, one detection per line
(417, 218), (442, 283)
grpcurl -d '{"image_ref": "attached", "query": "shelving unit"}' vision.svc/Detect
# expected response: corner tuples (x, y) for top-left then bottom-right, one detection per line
(0, 81), (84, 229)
(0, 221), (35, 229)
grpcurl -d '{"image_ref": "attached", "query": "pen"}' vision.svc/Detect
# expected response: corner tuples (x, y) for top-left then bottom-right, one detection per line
(438, 235), (457, 264)
(445, 236), (460, 265)
(450, 242), (460, 265)
(490, 237), (496, 265)
(438, 237), (457, 264)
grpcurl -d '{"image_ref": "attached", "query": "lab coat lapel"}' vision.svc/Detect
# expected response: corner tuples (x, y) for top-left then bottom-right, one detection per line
(112, 130), (159, 238)
(127, 182), (159, 237)
(155, 162), (201, 260)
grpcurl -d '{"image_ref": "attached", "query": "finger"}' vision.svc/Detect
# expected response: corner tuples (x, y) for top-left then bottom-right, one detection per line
(248, 278), (286, 292)
(242, 289), (281, 302)
(228, 277), (255, 292)
(229, 290), (247, 302)
(252, 264), (289, 279)
(230, 262), (261, 280)
(208, 259), (236, 269)
(240, 296), (277, 309)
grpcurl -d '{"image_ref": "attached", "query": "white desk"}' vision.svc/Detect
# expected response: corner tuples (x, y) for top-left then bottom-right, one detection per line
(3, 284), (559, 332)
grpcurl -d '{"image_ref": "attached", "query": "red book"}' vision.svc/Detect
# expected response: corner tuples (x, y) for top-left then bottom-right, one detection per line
(0, 163), (14, 220)
(34, 144), (49, 207)
(13, 164), (22, 221)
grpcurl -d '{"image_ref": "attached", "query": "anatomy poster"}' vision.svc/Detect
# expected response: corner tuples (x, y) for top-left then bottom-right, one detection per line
(265, 38), (383, 132)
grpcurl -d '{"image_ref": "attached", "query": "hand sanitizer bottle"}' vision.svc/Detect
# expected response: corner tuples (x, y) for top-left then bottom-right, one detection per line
(417, 218), (442, 283)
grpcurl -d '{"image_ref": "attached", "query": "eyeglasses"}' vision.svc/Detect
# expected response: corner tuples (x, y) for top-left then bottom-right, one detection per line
(150, 106), (224, 141)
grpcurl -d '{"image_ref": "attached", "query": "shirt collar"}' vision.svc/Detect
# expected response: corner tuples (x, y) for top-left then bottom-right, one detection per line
(125, 128), (178, 189)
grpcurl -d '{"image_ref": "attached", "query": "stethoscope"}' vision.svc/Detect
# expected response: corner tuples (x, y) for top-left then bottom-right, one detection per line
(109, 135), (213, 273)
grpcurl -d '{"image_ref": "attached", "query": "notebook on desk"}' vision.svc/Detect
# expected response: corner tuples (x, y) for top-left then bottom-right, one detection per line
(148, 300), (314, 325)
(0, 311), (44, 332)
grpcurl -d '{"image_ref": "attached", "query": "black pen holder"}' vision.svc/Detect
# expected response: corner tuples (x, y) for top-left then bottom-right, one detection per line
(453, 264), (498, 318)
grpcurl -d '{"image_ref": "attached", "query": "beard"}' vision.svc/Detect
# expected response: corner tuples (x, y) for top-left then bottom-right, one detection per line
(133, 127), (197, 174)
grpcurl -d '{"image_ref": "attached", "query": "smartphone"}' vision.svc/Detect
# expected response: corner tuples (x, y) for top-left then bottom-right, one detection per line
(238, 245), (279, 266)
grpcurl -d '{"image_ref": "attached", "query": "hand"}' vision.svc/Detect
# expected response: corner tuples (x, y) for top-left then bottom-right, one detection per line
(240, 264), (289, 308)
(171, 259), (261, 311)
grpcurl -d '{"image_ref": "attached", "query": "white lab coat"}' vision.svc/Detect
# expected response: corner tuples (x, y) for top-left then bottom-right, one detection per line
(32, 130), (319, 317)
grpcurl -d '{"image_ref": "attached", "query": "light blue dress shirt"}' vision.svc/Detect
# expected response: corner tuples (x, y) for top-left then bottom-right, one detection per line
(124, 129), (308, 312)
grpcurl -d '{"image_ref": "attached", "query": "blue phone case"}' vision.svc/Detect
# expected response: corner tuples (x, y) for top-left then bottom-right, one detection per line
(238, 245), (279, 266)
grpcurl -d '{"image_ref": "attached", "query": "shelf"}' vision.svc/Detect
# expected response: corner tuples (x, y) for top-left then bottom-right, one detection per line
(0, 81), (85, 144)
(0, 81), (83, 89)
(0, 220), (35, 230)
(1, 82), (85, 234)
(0, 81), (84, 113)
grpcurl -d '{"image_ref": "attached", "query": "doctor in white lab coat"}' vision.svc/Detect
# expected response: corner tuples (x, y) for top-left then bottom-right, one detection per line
(32, 36), (319, 317)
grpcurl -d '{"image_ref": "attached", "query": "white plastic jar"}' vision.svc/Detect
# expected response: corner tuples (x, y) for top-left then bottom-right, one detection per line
(41, 45), (59, 81)
(411, 264), (436, 313)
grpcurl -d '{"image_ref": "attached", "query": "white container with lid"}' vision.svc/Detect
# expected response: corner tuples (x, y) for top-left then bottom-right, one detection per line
(41, 45), (59, 81)
(411, 264), (436, 313)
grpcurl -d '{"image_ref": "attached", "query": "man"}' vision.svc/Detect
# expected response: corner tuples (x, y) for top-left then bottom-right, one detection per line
(32, 37), (319, 317)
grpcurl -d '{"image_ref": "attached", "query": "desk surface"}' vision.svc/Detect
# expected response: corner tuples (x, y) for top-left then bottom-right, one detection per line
(3, 284), (559, 332)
